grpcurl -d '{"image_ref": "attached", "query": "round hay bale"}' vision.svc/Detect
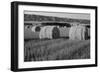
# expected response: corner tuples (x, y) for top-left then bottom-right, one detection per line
(49, 26), (56, 39)
(75, 26), (83, 40)
(59, 27), (70, 38)
(52, 26), (60, 39)
(45, 26), (51, 39)
(39, 26), (60, 39)
(76, 26), (88, 40)
(31, 26), (36, 32)
(25, 25), (31, 29)
(31, 26), (41, 32)
(39, 26), (47, 39)
(84, 27), (88, 40)
(47, 26), (60, 39)
(69, 25), (88, 40)
(69, 26), (77, 40)
(45, 26), (54, 39)
(88, 28), (90, 37)
(35, 26), (41, 32)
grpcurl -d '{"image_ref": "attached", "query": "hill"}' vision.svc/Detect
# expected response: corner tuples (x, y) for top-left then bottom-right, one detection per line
(24, 14), (90, 24)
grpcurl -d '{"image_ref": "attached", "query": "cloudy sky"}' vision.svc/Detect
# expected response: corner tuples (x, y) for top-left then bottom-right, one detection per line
(24, 11), (90, 20)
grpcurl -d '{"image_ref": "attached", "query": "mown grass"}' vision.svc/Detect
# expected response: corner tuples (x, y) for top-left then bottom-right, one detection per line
(24, 39), (90, 62)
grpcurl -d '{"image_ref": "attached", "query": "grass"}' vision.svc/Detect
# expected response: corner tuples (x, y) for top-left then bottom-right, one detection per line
(24, 38), (90, 62)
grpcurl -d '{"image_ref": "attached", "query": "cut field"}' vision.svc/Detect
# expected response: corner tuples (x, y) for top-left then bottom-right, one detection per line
(24, 38), (90, 62)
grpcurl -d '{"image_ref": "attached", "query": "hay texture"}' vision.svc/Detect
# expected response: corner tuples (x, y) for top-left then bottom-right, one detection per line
(59, 27), (70, 38)
(45, 26), (52, 39)
(49, 26), (60, 39)
(69, 25), (88, 40)
(39, 26), (47, 39)
(31, 26), (41, 32)
(69, 26), (77, 40)
(31, 26), (36, 32)
(39, 26), (60, 39)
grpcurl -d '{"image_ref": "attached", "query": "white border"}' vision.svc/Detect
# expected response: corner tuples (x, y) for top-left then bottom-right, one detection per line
(18, 5), (95, 68)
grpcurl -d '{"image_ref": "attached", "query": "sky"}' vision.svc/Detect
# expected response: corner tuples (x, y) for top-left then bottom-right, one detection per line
(24, 11), (90, 20)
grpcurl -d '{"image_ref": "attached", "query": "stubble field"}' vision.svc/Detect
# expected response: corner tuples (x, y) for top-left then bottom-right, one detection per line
(24, 38), (90, 62)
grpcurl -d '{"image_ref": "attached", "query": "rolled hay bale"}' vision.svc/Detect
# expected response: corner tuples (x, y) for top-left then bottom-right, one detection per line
(35, 26), (41, 32)
(47, 26), (60, 39)
(25, 25), (32, 30)
(69, 26), (77, 40)
(76, 26), (88, 40)
(69, 25), (88, 40)
(31, 26), (41, 32)
(59, 27), (70, 38)
(87, 28), (90, 38)
(45, 26), (51, 39)
(39, 26), (60, 39)
(24, 28), (40, 39)
(84, 27), (88, 40)
(31, 26), (36, 32)
(39, 26), (47, 39)
(75, 26), (83, 40)
(45, 26), (54, 39)
(42, 26), (51, 39)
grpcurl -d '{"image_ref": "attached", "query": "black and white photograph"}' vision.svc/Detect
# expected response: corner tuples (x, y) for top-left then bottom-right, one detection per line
(11, 1), (97, 71)
(24, 11), (90, 62)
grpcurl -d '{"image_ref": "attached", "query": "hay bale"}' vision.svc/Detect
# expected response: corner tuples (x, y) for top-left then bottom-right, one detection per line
(69, 25), (88, 40)
(59, 27), (70, 38)
(31, 26), (41, 32)
(76, 26), (88, 40)
(46, 26), (55, 39)
(52, 26), (60, 39)
(48, 26), (60, 39)
(75, 26), (83, 40)
(35, 26), (41, 32)
(88, 28), (90, 37)
(39, 26), (47, 39)
(39, 26), (60, 39)
(69, 26), (77, 40)
(31, 26), (36, 32)
(25, 25), (32, 29)
(45, 26), (51, 39)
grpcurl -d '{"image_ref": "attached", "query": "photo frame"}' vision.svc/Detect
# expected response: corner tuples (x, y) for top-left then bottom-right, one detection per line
(11, 1), (98, 72)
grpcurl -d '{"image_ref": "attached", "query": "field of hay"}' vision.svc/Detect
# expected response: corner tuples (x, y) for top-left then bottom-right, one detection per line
(24, 38), (90, 62)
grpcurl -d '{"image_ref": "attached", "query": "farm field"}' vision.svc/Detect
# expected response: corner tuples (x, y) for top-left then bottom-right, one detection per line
(24, 38), (90, 62)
